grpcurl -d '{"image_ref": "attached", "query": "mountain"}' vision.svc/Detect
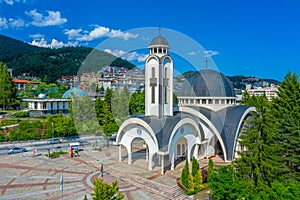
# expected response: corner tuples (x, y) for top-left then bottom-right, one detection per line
(0, 34), (41, 61)
(0, 34), (136, 83)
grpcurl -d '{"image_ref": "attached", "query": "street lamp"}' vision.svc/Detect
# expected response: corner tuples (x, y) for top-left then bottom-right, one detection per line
(51, 122), (54, 140)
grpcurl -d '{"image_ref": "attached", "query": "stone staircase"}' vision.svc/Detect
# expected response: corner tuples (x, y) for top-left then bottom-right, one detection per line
(107, 167), (188, 200)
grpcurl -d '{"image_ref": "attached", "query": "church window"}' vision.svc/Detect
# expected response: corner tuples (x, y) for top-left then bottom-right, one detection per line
(158, 48), (162, 53)
(177, 144), (181, 156)
(151, 67), (156, 103)
(154, 48), (157, 53)
(164, 67), (168, 104)
(182, 144), (186, 155)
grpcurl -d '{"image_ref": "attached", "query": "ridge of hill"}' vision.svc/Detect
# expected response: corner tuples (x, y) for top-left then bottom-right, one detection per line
(0, 34), (136, 83)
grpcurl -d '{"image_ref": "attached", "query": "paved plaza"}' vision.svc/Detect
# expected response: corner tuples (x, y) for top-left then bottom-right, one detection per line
(0, 143), (215, 200)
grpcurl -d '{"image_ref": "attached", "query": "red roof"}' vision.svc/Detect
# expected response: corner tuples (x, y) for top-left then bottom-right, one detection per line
(12, 79), (40, 84)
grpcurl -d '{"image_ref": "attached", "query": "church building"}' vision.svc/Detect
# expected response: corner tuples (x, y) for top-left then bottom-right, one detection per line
(116, 32), (255, 174)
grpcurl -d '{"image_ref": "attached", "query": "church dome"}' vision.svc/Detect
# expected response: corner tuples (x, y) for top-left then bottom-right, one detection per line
(179, 69), (235, 97)
(62, 87), (88, 99)
(149, 36), (170, 48)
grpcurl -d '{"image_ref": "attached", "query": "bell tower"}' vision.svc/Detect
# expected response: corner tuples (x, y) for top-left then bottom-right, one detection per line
(145, 29), (173, 117)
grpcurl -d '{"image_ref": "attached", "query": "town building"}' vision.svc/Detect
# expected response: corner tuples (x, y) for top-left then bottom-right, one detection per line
(116, 33), (255, 174)
(21, 88), (87, 116)
(246, 84), (278, 100)
(12, 79), (40, 91)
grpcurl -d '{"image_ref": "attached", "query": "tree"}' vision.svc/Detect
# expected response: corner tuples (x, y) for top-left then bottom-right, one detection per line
(187, 173), (195, 194)
(272, 72), (300, 179)
(129, 90), (145, 114)
(181, 158), (190, 189)
(236, 94), (286, 190)
(0, 62), (17, 109)
(91, 178), (124, 200)
(208, 165), (248, 200)
(208, 159), (214, 175)
(191, 157), (199, 177)
(194, 170), (204, 192)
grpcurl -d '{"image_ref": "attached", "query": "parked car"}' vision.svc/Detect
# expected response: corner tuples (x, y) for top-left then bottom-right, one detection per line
(47, 138), (61, 144)
(7, 147), (27, 154)
(77, 140), (91, 146)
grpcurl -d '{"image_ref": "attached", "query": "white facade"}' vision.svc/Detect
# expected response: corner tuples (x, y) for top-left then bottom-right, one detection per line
(22, 98), (70, 116)
(145, 38), (173, 117)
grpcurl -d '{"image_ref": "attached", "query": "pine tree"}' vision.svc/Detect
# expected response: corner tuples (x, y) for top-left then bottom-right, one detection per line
(181, 158), (189, 189)
(272, 72), (300, 179)
(91, 178), (124, 200)
(208, 159), (214, 174)
(0, 62), (17, 110)
(187, 173), (195, 194)
(235, 95), (286, 189)
(194, 170), (204, 192)
(191, 157), (200, 177)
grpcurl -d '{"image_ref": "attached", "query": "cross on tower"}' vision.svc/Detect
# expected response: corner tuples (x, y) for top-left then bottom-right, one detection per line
(157, 26), (161, 37)
(205, 56), (209, 70)
(150, 77), (157, 103)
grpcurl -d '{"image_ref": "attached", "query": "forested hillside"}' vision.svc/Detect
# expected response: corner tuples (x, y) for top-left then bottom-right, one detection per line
(0, 34), (135, 83)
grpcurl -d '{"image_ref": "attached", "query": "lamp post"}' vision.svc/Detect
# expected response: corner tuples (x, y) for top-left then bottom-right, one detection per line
(51, 122), (54, 144)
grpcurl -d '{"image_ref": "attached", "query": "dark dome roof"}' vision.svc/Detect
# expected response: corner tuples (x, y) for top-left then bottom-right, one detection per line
(149, 36), (170, 47)
(62, 87), (87, 99)
(179, 69), (235, 97)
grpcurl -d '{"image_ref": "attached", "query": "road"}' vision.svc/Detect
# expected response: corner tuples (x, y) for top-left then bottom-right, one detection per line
(0, 135), (108, 156)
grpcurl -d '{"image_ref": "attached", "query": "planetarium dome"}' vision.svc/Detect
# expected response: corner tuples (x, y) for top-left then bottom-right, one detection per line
(62, 87), (87, 99)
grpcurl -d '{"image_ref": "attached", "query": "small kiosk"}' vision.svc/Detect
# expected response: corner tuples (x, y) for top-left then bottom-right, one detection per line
(69, 142), (79, 157)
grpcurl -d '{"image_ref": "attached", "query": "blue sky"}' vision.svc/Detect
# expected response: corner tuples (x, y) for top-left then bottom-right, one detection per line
(0, 0), (299, 81)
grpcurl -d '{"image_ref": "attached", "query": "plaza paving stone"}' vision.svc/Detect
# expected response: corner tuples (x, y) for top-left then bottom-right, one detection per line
(0, 144), (211, 199)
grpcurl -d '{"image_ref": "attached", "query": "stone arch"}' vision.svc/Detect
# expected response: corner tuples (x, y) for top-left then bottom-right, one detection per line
(179, 106), (228, 161)
(116, 118), (158, 170)
(167, 118), (201, 169)
(233, 107), (256, 158)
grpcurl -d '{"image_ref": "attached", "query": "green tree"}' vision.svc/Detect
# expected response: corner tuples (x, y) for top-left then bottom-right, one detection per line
(181, 158), (189, 189)
(191, 157), (199, 177)
(0, 62), (17, 109)
(272, 72), (300, 179)
(208, 165), (248, 200)
(208, 159), (214, 175)
(236, 94), (287, 188)
(91, 178), (124, 200)
(187, 173), (195, 194)
(194, 170), (204, 192)
(129, 90), (145, 114)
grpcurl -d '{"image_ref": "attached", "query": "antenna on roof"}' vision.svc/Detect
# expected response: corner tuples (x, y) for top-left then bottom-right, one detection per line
(157, 26), (161, 37)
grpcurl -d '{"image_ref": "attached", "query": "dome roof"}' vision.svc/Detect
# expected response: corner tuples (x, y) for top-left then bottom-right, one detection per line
(149, 36), (170, 48)
(62, 87), (88, 99)
(179, 69), (235, 97)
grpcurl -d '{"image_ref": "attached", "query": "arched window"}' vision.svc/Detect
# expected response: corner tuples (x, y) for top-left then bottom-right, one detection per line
(164, 67), (168, 104)
(151, 67), (156, 103)
(177, 144), (181, 156)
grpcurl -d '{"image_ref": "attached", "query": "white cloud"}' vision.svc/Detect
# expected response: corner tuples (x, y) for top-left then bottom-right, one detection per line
(188, 51), (196, 55)
(26, 10), (67, 27)
(29, 33), (44, 39)
(30, 37), (78, 49)
(104, 49), (148, 62)
(205, 50), (219, 57)
(8, 18), (26, 28)
(0, 16), (27, 29)
(0, 17), (8, 29)
(1, 0), (33, 5)
(64, 25), (138, 41)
